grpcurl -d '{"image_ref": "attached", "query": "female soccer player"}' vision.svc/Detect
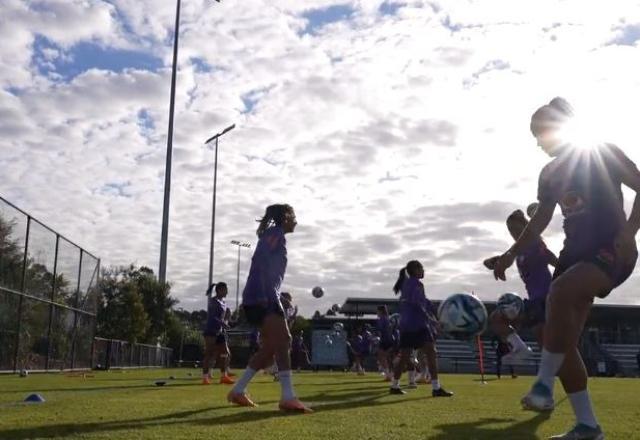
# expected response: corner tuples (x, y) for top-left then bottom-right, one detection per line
(484, 209), (557, 363)
(202, 282), (234, 384)
(376, 305), (395, 381)
(227, 204), (311, 413)
(489, 97), (640, 439)
(389, 260), (452, 397)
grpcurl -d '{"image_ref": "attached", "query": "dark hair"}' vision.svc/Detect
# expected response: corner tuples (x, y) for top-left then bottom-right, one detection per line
(393, 260), (422, 295)
(530, 97), (574, 136)
(256, 204), (293, 237)
(206, 282), (227, 297)
(506, 209), (528, 227)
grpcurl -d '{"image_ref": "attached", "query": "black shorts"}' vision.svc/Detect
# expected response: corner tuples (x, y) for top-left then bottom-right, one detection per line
(243, 304), (284, 327)
(521, 297), (546, 328)
(399, 329), (434, 350)
(554, 244), (638, 298)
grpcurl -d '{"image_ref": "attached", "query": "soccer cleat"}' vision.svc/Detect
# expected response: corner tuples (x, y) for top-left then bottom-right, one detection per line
(202, 376), (212, 385)
(227, 391), (257, 407)
(502, 345), (533, 365)
(407, 382), (418, 389)
(432, 388), (454, 397)
(220, 375), (235, 385)
(389, 387), (406, 395)
(279, 398), (313, 413)
(548, 423), (605, 440)
(521, 381), (555, 412)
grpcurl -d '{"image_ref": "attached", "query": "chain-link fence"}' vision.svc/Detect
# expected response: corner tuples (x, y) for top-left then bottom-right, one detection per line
(93, 338), (173, 369)
(0, 196), (100, 372)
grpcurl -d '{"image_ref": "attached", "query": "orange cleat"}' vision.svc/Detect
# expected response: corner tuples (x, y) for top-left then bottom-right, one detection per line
(226, 372), (237, 377)
(202, 377), (212, 385)
(220, 375), (235, 385)
(227, 391), (257, 407)
(279, 398), (313, 414)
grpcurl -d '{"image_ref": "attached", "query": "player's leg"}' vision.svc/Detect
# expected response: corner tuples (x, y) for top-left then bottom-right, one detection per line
(423, 341), (453, 397)
(490, 309), (531, 363)
(202, 336), (215, 384)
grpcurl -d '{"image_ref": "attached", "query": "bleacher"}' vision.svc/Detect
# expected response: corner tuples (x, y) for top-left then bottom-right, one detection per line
(601, 343), (640, 376)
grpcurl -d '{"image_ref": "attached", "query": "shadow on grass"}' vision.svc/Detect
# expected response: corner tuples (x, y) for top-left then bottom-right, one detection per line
(431, 412), (552, 440)
(0, 387), (426, 439)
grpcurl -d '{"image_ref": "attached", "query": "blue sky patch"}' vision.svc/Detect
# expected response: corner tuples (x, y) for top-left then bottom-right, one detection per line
(301, 4), (355, 35)
(379, 1), (405, 16)
(32, 36), (163, 81)
(100, 182), (132, 198)
(608, 23), (640, 46)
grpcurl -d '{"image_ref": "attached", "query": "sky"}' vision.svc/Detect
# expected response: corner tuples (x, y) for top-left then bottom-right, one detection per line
(2, 0), (640, 316)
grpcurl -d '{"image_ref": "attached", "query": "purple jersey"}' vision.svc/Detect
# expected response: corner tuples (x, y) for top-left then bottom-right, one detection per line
(205, 297), (226, 335)
(516, 239), (553, 300)
(399, 277), (436, 333)
(376, 316), (393, 344)
(538, 143), (635, 256)
(242, 226), (287, 310)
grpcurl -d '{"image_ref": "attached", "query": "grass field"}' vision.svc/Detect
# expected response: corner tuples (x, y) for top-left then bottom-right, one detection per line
(1, 369), (639, 439)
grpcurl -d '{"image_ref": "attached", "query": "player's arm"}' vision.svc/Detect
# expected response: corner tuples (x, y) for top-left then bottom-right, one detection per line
(493, 200), (556, 281)
(545, 248), (558, 267)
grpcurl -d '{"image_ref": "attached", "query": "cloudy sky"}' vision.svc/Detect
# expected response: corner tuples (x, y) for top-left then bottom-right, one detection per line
(3, 0), (640, 315)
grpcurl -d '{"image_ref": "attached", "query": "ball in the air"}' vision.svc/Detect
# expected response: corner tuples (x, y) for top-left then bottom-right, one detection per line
(311, 286), (324, 298)
(497, 292), (524, 321)
(438, 293), (488, 340)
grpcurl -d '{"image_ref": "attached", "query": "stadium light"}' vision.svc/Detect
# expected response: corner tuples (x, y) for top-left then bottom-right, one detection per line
(204, 124), (236, 287)
(158, 0), (223, 284)
(230, 240), (251, 312)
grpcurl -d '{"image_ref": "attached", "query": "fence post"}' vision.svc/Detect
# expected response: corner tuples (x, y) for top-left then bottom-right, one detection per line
(13, 216), (31, 373)
(70, 249), (83, 370)
(45, 235), (60, 371)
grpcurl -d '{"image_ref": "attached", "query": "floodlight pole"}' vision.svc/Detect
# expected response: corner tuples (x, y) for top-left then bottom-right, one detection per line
(230, 240), (251, 312)
(205, 124), (236, 287)
(158, 0), (222, 284)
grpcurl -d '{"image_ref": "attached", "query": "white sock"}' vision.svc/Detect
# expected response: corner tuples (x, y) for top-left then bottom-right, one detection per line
(392, 378), (400, 389)
(507, 333), (528, 351)
(231, 367), (257, 394)
(278, 370), (296, 401)
(408, 370), (416, 384)
(568, 390), (598, 428)
(536, 349), (565, 391)
(432, 379), (441, 390)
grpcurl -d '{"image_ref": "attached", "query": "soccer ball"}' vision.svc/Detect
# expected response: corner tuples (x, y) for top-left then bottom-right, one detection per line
(438, 293), (488, 340)
(19, 369), (29, 378)
(497, 292), (524, 320)
(389, 313), (400, 327)
(311, 286), (324, 298)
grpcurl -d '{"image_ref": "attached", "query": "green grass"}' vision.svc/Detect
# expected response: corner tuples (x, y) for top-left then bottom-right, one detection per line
(1, 369), (639, 439)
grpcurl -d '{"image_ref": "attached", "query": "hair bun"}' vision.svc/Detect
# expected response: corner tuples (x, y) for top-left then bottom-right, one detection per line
(548, 97), (574, 117)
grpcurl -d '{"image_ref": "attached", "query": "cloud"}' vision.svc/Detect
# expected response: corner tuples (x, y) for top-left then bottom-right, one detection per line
(3, 0), (640, 317)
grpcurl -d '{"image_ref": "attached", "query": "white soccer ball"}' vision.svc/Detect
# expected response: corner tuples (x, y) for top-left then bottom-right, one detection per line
(438, 293), (488, 340)
(497, 292), (524, 321)
(311, 286), (324, 298)
(332, 322), (344, 333)
(19, 369), (29, 378)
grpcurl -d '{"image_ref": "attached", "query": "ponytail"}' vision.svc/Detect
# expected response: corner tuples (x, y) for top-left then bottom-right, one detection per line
(530, 96), (574, 136)
(393, 260), (422, 294)
(256, 204), (293, 237)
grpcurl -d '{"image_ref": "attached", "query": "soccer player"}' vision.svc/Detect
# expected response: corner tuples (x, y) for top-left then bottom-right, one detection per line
(484, 209), (557, 363)
(291, 330), (310, 372)
(202, 282), (234, 385)
(227, 204), (311, 413)
(375, 305), (394, 381)
(389, 260), (453, 397)
(490, 97), (640, 439)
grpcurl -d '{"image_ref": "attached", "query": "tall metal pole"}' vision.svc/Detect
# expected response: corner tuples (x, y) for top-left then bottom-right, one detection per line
(208, 136), (219, 287)
(235, 244), (241, 312)
(158, 0), (182, 284)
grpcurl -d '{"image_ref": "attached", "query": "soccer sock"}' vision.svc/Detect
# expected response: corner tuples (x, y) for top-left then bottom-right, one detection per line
(231, 367), (257, 394)
(535, 349), (565, 391)
(431, 379), (441, 390)
(506, 333), (528, 351)
(408, 370), (416, 384)
(278, 370), (296, 401)
(568, 390), (598, 428)
(392, 378), (400, 389)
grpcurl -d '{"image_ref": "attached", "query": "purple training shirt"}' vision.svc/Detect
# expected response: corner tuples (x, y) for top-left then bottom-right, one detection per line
(516, 239), (553, 301)
(398, 277), (436, 333)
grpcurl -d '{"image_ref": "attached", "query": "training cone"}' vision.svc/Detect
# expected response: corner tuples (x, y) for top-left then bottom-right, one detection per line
(24, 393), (45, 403)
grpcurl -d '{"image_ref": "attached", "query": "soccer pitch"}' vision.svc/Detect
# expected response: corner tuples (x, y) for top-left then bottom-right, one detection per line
(1, 369), (638, 439)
